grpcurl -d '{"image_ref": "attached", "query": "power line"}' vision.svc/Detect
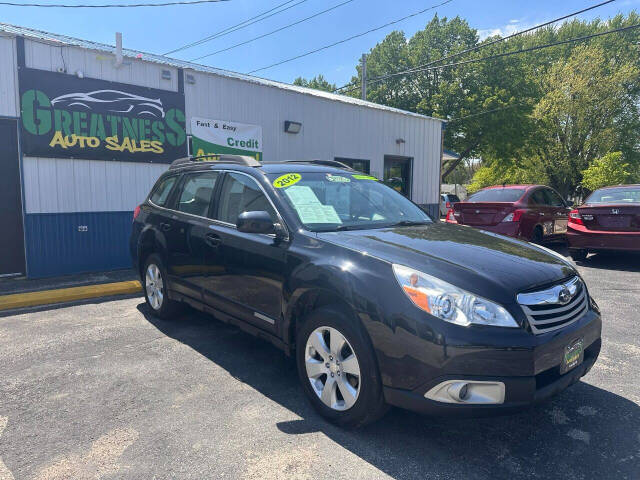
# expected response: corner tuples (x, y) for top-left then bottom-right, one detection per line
(164, 0), (305, 55)
(247, 0), (454, 74)
(334, 0), (616, 93)
(191, 0), (356, 61)
(0, 0), (229, 7)
(338, 22), (640, 95)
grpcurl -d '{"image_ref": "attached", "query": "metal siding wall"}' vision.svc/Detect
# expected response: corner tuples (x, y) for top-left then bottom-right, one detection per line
(22, 157), (167, 214)
(184, 71), (442, 205)
(24, 39), (178, 92)
(22, 156), (167, 278)
(0, 36), (18, 117)
(24, 211), (132, 278)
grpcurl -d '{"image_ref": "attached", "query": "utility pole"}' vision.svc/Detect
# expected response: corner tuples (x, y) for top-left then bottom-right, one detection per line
(361, 53), (367, 101)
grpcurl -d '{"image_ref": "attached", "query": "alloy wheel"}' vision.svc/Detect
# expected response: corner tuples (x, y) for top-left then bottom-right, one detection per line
(145, 263), (164, 310)
(305, 326), (361, 411)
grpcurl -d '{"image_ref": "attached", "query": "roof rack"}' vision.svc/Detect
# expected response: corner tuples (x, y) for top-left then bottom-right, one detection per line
(282, 159), (354, 170)
(169, 154), (261, 170)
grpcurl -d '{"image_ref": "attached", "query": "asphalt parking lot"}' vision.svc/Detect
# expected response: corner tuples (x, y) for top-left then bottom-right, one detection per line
(1, 250), (639, 480)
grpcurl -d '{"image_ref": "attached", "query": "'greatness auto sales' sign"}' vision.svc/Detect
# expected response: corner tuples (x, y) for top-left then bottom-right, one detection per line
(19, 67), (187, 163)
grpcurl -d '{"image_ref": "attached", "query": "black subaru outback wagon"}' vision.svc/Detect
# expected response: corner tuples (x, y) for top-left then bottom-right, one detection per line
(131, 155), (601, 427)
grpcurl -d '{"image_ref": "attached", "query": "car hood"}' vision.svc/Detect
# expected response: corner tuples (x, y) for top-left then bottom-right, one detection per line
(316, 223), (576, 301)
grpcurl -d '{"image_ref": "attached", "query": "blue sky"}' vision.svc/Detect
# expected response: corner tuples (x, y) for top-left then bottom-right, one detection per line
(1, 0), (638, 86)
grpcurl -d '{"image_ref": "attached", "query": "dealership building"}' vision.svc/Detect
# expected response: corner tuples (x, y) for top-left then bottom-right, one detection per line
(0, 23), (445, 279)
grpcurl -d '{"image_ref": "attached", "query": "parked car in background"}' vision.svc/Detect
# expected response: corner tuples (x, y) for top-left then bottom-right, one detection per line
(447, 185), (571, 243)
(567, 184), (640, 261)
(440, 193), (461, 217)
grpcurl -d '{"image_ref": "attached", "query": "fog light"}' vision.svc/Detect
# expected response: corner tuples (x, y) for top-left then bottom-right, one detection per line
(426, 380), (505, 404)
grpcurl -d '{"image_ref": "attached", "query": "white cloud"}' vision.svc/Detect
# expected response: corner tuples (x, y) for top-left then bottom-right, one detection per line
(477, 19), (537, 40)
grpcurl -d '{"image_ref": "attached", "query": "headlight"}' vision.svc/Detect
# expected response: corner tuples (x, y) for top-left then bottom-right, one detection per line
(392, 264), (518, 328)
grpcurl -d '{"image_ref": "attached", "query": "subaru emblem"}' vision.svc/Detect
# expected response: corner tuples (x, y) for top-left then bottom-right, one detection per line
(558, 287), (572, 305)
(611, 208), (620, 215)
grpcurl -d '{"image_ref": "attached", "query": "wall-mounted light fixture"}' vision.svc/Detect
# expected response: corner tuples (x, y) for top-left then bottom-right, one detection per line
(396, 138), (406, 145)
(284, 121), (302, 134)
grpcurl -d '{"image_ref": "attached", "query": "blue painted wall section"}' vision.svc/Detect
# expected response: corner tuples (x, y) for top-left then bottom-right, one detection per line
(24, 211), (133, 278)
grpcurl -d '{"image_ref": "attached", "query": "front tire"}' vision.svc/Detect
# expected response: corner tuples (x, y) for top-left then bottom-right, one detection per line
(296, 306), (388, 428)
(569, 249), (588, 262)
(143, 254), (181, 319)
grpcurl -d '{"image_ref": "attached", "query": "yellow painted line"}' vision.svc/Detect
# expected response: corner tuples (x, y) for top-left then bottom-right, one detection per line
(0, 280), (142, 311)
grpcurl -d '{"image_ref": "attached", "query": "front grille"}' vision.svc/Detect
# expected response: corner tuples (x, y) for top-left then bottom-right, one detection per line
(517, 277), (589, 334)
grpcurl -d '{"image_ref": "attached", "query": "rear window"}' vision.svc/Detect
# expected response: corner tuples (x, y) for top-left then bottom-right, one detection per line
(468, 188), (525, 203)
(149, 175), (177, 207)
(586, 187), (640, 204)
(447, 195), (461, 203)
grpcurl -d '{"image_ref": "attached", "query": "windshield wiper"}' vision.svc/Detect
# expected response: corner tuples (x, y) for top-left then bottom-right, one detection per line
(386, 220), (432, 227)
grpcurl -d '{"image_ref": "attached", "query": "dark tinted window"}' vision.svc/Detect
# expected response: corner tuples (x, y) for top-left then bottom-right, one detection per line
(217, 173), (276, 225)
(149, 175), (177, 207)
(176, 172), (219, 217)
(447, 195), (461, 203)
(530, 189), (547, 205)
(468, 188), (525, 202)
(335, 157), (371, 174)
(544, 189), (565, 207)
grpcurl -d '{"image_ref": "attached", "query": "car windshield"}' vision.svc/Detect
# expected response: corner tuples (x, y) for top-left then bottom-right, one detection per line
(467, 188), (525, 202)
(585, 187), (640, 204)
(268, 171), (431, 232)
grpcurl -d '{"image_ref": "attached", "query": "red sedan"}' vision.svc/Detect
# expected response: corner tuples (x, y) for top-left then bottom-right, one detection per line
(447, 185), (571, 243)
(567, 184), (640, 261)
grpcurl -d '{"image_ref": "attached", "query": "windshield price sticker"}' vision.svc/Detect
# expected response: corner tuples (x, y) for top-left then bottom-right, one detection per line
(273, 173), (302, 188)
(326, 174), (351, 183)
(352, 174), (378, 181)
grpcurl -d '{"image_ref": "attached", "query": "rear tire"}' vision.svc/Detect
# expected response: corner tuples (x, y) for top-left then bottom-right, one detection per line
(569, 249), (588, 262)
(296, 305), (388, 428)
(530, 226), (543, 244)
(143, 254), (181, 319)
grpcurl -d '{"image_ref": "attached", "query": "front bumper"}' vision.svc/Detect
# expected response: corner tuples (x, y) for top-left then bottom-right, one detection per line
(567, 224), (640, 251)
(381, 309), (601, 416)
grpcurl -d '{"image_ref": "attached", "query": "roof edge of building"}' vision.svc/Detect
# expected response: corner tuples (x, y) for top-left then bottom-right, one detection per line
(0, 22), (445, 124)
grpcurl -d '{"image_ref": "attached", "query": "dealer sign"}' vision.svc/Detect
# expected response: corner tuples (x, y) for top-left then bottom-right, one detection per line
(19, 67), (187, 163)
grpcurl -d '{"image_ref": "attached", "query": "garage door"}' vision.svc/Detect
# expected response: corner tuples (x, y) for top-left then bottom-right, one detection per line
(0, 118), (26, 277)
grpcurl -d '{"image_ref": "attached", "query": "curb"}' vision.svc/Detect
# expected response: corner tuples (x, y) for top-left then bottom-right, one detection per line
(0, 280), (142, 312)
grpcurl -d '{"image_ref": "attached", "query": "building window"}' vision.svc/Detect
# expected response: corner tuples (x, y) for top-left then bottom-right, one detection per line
(383, 156), (413, 198)
(335, 157), (370, 174)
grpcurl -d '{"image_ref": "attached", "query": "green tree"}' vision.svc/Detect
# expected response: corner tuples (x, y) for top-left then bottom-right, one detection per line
(530, 44), (639, 197)
(581, 152), (633, 192)
(293, 74), (336, 92)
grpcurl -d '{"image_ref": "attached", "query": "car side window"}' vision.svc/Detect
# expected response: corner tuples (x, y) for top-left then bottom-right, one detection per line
(544, 189), (565, 207)
(530, 190), (547, 205)
(149, 175), (177, 207)
(176, 172), (219, 217)
(217, 172), (277, 225)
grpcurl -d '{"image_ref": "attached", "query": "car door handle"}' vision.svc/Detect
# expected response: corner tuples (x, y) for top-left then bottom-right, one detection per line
(205, 233), (222, 247)
(160, 222), (172, 231)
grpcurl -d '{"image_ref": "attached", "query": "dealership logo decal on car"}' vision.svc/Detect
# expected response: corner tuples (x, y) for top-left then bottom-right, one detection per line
(611, 208), (620, 215)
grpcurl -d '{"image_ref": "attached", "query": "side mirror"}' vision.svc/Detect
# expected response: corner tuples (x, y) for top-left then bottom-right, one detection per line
(566, 200), (574, 207)
(237, 211), (276, 234)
